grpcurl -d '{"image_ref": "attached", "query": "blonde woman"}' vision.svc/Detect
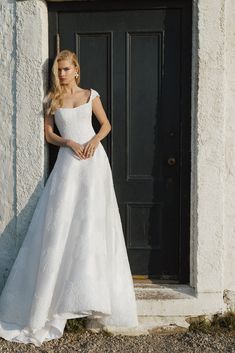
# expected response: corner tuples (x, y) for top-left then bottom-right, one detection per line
(0, 50), (138, 346)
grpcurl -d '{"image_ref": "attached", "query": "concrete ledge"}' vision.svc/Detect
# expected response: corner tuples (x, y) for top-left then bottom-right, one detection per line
(86, 283), (227, 334)
(135, 282), (195, 300)
(135, 283), (227, 330)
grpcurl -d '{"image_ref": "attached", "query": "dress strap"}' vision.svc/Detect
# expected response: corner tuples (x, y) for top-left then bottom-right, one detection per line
(90, 88), (100, 101)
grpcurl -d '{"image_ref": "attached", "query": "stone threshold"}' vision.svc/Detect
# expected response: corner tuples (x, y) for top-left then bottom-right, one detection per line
(134, 281), (227, 331)
(86, 282), (227, 335)
(134, 280), (195, 300)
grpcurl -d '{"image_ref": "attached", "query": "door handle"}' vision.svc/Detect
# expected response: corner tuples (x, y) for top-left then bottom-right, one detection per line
(167, 157), (176, 166)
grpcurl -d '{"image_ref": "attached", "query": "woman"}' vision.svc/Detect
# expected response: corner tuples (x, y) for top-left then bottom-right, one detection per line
(0, 50), (138, 347)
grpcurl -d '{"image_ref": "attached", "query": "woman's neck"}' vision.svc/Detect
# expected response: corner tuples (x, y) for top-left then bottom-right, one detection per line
(62, 82), (80, 95)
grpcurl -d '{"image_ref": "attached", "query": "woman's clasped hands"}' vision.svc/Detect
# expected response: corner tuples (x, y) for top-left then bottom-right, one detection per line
(67, 136), (100, 160)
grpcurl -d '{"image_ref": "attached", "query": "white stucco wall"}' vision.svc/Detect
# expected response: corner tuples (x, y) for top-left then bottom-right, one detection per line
(15, 0), (48, 244)
(0, 0), (234, 313)
(191, 0), (226, 295)
(0, 0), (16, 284)
(224, 0), (235, 301)
(0, 0), (48, 288)
(191, 0), (235, 308)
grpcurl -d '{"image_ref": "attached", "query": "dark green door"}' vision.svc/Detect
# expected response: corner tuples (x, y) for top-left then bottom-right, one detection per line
(48, 1), (191, 283)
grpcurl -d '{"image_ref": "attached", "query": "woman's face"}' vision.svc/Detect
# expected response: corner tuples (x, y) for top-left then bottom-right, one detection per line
(58, 59), (78, 85)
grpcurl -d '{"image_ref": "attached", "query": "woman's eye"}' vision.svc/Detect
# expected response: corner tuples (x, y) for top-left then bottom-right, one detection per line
(58, 68), (69, 72)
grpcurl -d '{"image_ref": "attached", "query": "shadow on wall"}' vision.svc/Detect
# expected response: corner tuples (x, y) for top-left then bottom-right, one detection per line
(0, 55), (50, 292)
(0, 181), (45, 293)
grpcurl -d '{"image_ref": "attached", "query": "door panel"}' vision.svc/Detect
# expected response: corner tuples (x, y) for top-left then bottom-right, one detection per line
(48, 1), (191, 283)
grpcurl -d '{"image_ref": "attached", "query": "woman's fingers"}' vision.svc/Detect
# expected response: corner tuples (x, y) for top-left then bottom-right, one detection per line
(83, 144), (90, 156)
(72, 142), (96, 159)
(84, 144), (96, 158)
(74, 147), (85, 159)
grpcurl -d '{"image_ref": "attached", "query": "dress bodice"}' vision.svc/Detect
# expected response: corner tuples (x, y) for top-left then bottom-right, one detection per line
(54, 88), (100, 144)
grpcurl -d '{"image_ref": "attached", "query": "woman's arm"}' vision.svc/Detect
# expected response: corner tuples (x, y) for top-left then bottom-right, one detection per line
(83, 96), (111, 158)
(44, 114), (86, 159)
(44, 114), (71, 147)
(91, 96), (112, 142)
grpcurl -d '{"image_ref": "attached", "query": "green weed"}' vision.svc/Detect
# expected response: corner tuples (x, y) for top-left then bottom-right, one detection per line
(189, 309), (235, 333)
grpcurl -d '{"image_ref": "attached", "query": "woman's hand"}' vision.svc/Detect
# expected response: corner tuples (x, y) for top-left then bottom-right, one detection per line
(66, 140), (86, 159)
(83, 136), (100, 158)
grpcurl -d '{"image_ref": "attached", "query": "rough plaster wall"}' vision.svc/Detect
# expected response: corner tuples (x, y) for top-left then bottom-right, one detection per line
(0, 0), (17, 286)
(15, 0), (48, 257)
(224, 0), (235, 293)
(190, 0), (199, 290)
(0, 0), (48, 290)
(192, 0), (226, 293)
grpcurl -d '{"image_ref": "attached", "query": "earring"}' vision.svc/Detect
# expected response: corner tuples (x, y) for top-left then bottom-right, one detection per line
(75, 72), (80, 78)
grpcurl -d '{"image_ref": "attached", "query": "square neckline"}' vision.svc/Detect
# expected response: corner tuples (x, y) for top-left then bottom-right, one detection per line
(57, 88), (92, 111)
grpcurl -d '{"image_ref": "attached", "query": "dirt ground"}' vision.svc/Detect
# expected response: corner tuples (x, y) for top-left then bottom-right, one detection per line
(0, 329), (234, 353)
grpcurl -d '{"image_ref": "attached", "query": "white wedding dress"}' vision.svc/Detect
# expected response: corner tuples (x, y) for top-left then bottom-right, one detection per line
(0, 88), (139, 346)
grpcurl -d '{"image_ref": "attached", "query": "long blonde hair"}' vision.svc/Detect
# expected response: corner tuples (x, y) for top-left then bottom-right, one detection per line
(43, 50), (80, 116)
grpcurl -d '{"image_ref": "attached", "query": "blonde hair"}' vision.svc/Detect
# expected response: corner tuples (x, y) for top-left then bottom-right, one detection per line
(43, 50), (80, 116)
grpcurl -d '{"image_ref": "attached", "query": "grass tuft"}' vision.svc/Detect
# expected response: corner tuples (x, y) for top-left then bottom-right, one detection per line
(189, 309), (235, 333)
(64, 317), (87, 334)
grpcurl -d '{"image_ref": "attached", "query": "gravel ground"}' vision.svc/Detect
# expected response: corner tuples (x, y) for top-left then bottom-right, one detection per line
(0, 329), (234, 353)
